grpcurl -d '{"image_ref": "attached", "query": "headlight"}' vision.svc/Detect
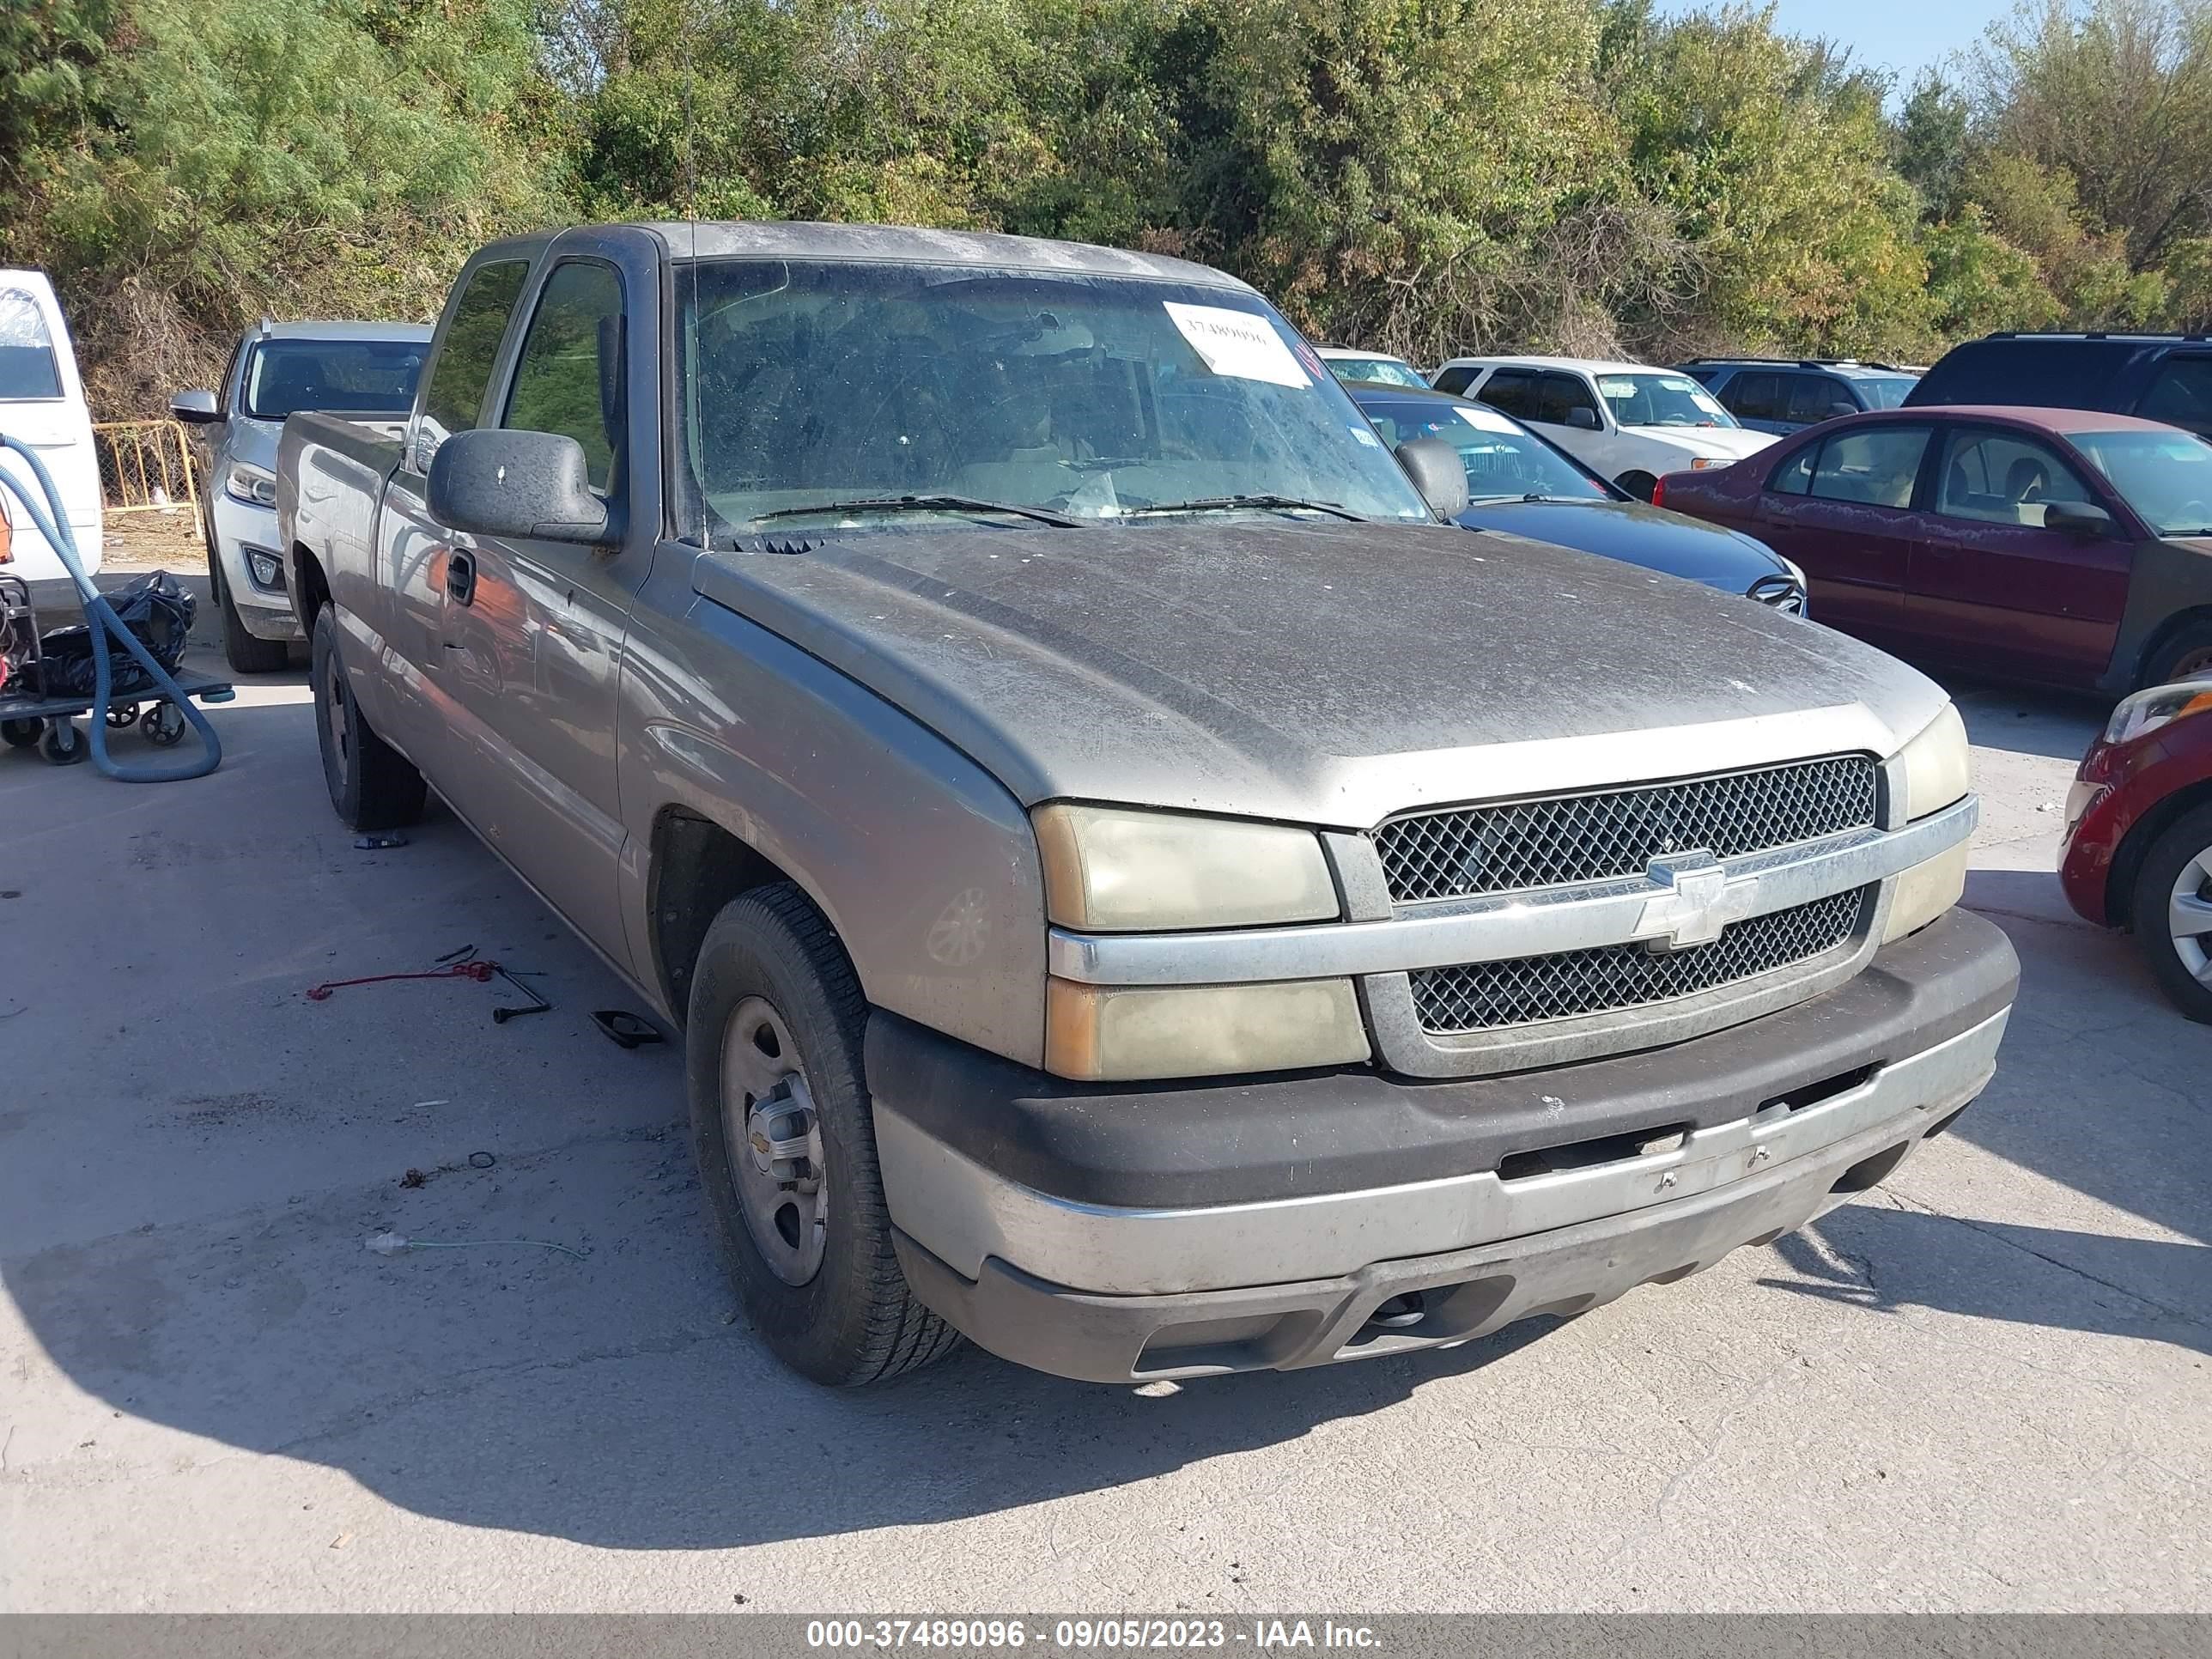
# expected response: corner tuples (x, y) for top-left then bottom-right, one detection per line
(1032, 804), (1339, 932)
(1896, 702), (1970, 820)
(1882, 841), (1968, 944)
(2103, 678), (2212, 747)
(1045, 979), (1369, 1081)
(225, 462), (277, 507)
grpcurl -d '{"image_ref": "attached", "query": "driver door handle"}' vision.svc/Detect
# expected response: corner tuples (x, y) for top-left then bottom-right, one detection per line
(446, 550), (476, 605)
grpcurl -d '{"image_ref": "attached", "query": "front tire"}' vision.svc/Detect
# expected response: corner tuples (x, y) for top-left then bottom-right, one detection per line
(310, 604), (425, 831)
(213, 555), (290, 675)
(685, 882), (960, 1386)
(2131, 802), (2212, 1024)
(1616, 469), (1660, 502)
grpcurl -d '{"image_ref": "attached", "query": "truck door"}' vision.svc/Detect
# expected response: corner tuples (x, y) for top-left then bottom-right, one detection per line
(379, 257), (532, 767)
(439, 249), (656, 967)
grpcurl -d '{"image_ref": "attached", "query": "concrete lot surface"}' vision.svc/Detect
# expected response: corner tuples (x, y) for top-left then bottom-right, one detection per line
(1, 663), (2206, 1612)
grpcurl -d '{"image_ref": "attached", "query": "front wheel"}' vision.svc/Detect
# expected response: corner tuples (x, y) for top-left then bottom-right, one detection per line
(685, 882), (960, 1386)
(1616, 469), (1660, 502)
(2141, 619), (2212, 690)
(2132, 802), (2212, 1024)
(214, 556), (290, 675)
(310, 604), (426, 831)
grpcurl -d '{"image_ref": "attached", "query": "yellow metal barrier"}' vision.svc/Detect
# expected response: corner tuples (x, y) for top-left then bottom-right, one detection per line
(93, 420), (199, 517)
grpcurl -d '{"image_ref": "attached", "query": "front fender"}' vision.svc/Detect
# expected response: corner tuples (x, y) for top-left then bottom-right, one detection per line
(617, 562), (1050, 1068)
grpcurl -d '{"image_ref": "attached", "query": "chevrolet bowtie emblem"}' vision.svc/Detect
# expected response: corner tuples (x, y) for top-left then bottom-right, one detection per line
(1634, 852), (1760, 951)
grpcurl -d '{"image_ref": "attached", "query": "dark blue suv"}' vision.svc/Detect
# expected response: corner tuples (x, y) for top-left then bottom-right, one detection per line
(1679, 358), (1921, 436)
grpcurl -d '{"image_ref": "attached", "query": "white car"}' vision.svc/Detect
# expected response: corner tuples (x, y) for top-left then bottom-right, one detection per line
(0, 270), (102, 583)
(1316, 346), (1429, 390)
(1429, 355), (1774, 495)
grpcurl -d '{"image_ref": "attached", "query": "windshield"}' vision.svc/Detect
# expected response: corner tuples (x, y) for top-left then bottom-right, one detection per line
(676, 260), (1430, 533)
(1856, 375), (1917, 410)
(1595, 373), (1738, 429)
(0, 289), (63, 401)
(1327, 356), (1427, 390)
(242, 339), (427, 420)
(1360, 398), (1607, 501)
(2072, 428), (2212, 536)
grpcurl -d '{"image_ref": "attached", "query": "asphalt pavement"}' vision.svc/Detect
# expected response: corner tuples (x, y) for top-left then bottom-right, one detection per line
(1, 661), (2206, 1612)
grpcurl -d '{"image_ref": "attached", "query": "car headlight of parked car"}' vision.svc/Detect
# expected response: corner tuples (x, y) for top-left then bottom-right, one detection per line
(1884, 702), (1972, 944)
(2102, 678), (2212, 747)
(224, 461), (278, 507)
(1033, 804), (1366, 1080)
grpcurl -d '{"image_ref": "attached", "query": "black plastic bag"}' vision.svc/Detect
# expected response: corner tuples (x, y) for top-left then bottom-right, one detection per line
(37, 571), (198, 700)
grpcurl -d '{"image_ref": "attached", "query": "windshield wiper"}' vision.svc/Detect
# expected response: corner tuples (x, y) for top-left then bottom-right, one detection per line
(1123, 493), (1364, 522)
(750, 495), (1082, 529)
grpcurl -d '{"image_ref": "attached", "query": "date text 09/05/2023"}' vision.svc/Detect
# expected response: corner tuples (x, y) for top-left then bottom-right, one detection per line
(805, 1620), (1383, 1651)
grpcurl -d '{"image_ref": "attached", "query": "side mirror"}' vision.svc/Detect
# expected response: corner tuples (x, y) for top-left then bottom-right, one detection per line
(1395, 437), (1469, 519)
(2045, 500), (2116, 539)
(1826, 401), (1857, 420)
(428, 428), (611, 544)
(1564, 406), (1601, 431)
(170, 389), (222, 424)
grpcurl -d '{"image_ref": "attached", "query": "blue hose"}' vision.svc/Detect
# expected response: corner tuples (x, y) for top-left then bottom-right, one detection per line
(2, 433), (222, 781)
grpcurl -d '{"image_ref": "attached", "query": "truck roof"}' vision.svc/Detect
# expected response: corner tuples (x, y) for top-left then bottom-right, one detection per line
(584, 220), (1254, 291)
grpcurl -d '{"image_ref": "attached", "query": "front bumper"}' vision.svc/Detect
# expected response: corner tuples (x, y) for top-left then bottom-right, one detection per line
(208, 494), (304, 640)
(872, 909), (2017, 1382)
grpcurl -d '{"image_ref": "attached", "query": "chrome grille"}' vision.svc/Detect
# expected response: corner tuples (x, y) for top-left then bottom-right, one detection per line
(1409, 887), (1869, 1034)
(1376, 755), (1877, 903)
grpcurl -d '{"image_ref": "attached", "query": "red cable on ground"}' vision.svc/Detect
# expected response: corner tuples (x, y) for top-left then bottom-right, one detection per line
(306, 960), (498, 1001)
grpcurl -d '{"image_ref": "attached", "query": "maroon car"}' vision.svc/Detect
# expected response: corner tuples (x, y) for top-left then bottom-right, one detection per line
(2060, 677), (2212, 1019)
(1653, 406), (2212, 694)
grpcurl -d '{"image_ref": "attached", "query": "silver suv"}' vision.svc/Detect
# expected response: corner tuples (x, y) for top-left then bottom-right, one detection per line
(171, 321), (429, 672)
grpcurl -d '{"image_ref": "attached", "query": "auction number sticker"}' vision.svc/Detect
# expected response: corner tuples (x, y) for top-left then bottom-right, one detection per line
(1453, 405), (1516, 434)
(1164, 302), (1310, 387)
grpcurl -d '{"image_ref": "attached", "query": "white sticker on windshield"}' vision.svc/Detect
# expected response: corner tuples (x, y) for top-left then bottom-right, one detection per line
(1454, 404), (1516, 434)
(1348, 423), (1382, 447)
(1596, 378), (1638, 398)
(1164, 303), (1310, 387)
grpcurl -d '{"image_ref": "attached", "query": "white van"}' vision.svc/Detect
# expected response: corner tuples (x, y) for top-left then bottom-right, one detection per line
(0, 270), (103, 583)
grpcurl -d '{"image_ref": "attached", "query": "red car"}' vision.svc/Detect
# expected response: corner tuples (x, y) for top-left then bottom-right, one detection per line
(1653, 406), (2212, 694)
(2059, 677), (2212, 1020)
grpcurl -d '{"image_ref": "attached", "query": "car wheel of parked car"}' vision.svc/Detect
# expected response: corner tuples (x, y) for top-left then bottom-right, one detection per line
(310, 604), (426, 831)
(2141, 619), (2212, 689)
(1615, 470), (1659, 502)
(211, 556), (290, 675)
(2131, 801), (2212, 1024)
(685, 882), (961, 1386)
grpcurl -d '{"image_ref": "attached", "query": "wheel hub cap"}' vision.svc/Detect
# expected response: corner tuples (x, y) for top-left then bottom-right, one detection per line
(720, 996), (828, 1286)
(2168, 848), (2212, 985)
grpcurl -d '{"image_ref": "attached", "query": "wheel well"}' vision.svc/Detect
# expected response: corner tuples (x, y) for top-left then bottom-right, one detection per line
(2109, 777), (2212, 928)
(648, 808), (793, 1024)
(291, 546), (331, 630)
(2134, 605), (2212, 687)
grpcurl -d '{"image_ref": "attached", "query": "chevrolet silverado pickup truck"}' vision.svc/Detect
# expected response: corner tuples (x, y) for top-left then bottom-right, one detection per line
(278, 222), (2018, 1388)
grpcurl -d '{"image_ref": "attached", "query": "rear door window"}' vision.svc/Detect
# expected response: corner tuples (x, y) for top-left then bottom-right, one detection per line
(2139, 357), (2212, 433)
(0, 289), (63, 401)
(1724, 373), (1782, 421)
(1474, 369), (1540, 419)
(416, 259), (531, 453)
(1808, 426), (1930, 508)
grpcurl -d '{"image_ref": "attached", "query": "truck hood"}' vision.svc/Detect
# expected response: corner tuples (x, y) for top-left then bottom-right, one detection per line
(1626, 426), (1775, 463)
(691, 519), (1948, 828)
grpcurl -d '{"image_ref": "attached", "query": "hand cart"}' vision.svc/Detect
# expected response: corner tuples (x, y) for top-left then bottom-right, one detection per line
(0, 573), (234, 766)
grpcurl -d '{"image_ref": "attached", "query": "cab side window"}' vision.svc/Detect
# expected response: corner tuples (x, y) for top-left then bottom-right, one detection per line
(1786, 375), (1845, 424)
(1475, 369), (1539, 420)
(1432, 365), (1479, 396)
(1534, 373), (1600, 427)
(2140, 357), (2212, 434)
(416, 259), (530, 457)
(1722, 372), (1782, 422)
(501, 262), (626, 495)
